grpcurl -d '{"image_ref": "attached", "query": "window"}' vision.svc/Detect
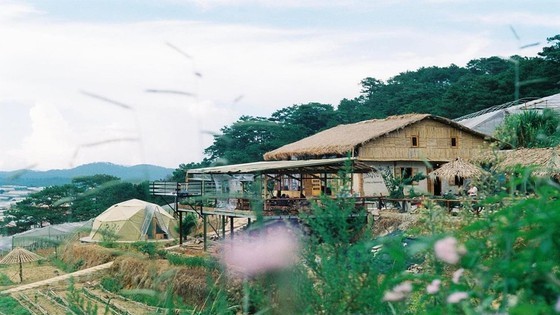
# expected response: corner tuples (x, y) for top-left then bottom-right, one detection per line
(451, 137), (457, 147)
(399, 167), (419, 184)
(411, 135), (418, 147)
(400, 167), (414, 179)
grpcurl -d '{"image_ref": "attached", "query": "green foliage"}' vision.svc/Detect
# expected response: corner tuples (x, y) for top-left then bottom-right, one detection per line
(50, 257), (83, 273)
(0, 295), (31, 315)
(131, 241), (159, 258)
(0, 273), (13, 286)
(1, 174), (160, 235)
(204, 103), (337, 164)
(120, 288), (192, 311)
(380, 167), (426, 199)
(198, 37), (560, 165)
(100, 276), (123, 293)
(96, 225), (120, 249)
(494, 109), (560, 148)
(66, 278), (99, 315)
(204, 115), (285, 164)
(176, 213), (198, 239)
(170, 160), (212, 183)
(166, 254), (218, 269)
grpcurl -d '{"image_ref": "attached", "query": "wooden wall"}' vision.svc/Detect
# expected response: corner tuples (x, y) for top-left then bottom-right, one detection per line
(358, 119), (489, 161)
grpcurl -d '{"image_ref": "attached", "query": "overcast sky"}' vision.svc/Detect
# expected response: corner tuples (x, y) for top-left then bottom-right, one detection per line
(0, 0), (558, 171)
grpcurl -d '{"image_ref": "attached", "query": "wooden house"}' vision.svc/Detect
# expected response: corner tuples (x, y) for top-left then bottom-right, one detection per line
(264, 114), (494, 196)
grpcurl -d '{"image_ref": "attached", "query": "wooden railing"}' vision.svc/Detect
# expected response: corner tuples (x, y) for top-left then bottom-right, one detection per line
(206, 195), (482, 216)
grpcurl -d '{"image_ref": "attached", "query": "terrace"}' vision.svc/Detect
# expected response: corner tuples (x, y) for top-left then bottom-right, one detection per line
(183, 158), (376, 249)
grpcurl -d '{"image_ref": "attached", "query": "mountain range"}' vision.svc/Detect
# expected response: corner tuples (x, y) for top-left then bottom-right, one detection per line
(0, 162), (174, 187)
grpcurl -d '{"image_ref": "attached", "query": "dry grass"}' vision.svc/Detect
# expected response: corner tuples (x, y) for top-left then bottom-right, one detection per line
(372, 210), (422, 236)
(60, 243), (118, 269)
(110, 255), (214, 307)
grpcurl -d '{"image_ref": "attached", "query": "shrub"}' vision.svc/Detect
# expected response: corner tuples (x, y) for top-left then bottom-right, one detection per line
(0, 295), (30, 315)
(100, 276), (123, 293)
(166, 254), (218, 270)
(132, 241), (158, 258)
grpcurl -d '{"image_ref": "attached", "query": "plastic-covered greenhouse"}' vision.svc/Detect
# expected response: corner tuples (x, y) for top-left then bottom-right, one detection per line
(0, 220), (93, 254)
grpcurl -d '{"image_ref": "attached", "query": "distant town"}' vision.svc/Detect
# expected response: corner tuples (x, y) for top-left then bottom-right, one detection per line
(0, 185), (42, 218)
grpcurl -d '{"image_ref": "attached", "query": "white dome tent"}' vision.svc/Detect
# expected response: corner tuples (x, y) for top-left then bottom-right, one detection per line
(85, 199), (178, 242)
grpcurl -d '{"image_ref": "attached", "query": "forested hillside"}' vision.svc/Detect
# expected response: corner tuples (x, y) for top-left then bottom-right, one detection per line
(173, 35), (560, 175)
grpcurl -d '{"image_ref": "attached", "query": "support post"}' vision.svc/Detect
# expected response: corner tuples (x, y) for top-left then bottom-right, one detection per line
(19, 255), (22, 283)
(230, 216), (234, 239)
(222, 215), (226, 239)
(203, 214), (207, 252)
(179, 211), (183, 246)
(176, 182), (182, 245)
(248, 218), (251, 227)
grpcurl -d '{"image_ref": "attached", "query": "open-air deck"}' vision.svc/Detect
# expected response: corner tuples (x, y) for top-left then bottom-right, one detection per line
(181, 158), (376, 249)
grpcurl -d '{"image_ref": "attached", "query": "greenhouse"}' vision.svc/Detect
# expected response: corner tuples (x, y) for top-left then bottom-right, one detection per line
(0, 220), (93, 253)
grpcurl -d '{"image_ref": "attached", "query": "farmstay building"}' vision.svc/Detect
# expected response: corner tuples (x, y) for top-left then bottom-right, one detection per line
(264, 114), (494, 196)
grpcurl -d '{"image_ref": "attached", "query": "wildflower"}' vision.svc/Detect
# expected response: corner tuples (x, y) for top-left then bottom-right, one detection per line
(426, 279), (441, 294)
(434, 236), (466, 264)
(383, 291), (406, 302)
(452, 268), (464, 284)
(447, 292), (468, 304)
(383, 281), (413, 302)
(220, 225), (300, 277)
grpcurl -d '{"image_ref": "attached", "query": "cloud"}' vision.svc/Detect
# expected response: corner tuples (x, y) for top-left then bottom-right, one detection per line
(0, 1), (41, 21)
(0, 1), (556, 170)
(171, 0), (390, 9)
(9, 103), (76, 170)
(453, 11), (560, 29)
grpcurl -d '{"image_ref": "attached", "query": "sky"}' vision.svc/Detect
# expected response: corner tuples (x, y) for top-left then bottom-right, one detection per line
(0, 0), (558, 171)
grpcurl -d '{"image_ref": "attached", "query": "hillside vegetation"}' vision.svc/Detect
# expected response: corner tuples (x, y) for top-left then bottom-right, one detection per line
(173, 34), (560, 173)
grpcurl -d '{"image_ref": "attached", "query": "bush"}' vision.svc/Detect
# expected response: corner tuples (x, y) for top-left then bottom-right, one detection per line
(132, 241), (158, 258)
(0, 295), (30, 315)
(100, 276), (123, 293)
(166, 254), (218, 270)
(0, 273), (13, 286)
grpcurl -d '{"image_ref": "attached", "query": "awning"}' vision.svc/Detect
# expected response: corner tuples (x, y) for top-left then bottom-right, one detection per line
(187, 158), (375, 175)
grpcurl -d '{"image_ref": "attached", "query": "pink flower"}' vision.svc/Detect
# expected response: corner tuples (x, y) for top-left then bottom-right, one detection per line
(220, 226), (300, 276)
(555, 296), (560, 313)
(426, 279), (441, 294)
(383, 281), (413, 302)
(447, 292), (468, 304)
(383, 291), (406, 302)
(434, 236), (466, 264)
(452, 268), (464, 284)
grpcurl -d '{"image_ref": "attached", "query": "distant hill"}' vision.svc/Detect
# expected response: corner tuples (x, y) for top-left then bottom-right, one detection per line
(0, 162), (174, 187)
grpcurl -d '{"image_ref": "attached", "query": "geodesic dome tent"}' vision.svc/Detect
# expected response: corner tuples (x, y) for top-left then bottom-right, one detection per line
(88, 199), (178, 242)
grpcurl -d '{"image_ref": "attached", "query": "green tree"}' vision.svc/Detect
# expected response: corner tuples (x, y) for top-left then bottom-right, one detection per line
(494, 109), (560, 148)
(169, 160), (212, 183)
(538, 34), (560, 63)
(71, 174), (119, 190)
(204, 115), (285, 164)
(270, 102), (337, 142)
(4, 184), (75, 232)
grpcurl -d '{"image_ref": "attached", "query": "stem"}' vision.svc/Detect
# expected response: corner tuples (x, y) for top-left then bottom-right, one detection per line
(243, 277), (250, 315)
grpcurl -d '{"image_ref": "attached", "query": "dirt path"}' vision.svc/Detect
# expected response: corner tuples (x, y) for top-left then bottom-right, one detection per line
(1, 262), (114, 294)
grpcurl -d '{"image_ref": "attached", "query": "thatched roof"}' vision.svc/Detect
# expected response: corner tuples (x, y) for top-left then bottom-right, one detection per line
(264, 114), (492, 161)
(471, 147), (560, 177)
(0, 247), (43, 264)
(429, 158), (488, 181)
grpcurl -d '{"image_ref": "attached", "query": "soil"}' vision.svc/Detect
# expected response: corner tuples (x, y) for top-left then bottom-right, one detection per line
(0, 244), (206, 315)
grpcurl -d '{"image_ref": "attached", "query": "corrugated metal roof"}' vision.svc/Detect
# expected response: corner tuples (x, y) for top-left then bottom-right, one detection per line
(187, 158), (374, 175)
